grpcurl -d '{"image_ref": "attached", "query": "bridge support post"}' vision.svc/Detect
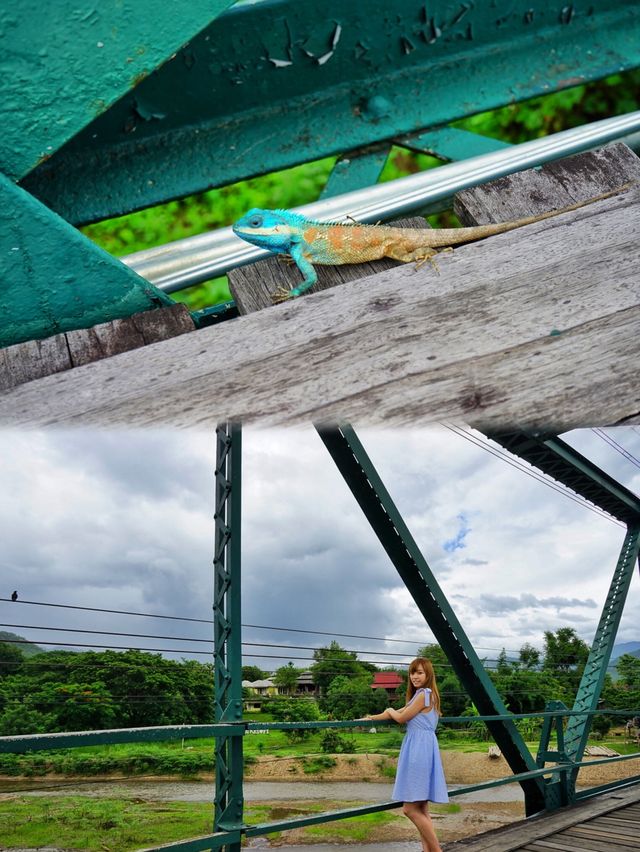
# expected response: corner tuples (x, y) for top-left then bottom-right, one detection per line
(560, 525), (640, 801)
(213, 423), (244, 850)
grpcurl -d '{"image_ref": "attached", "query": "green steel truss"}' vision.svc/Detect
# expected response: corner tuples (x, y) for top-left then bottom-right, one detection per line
(213, 424), (243, 847)
(316, 425), (547, 815)
(485, 430), (640, 806)
(488, 433), (640, 524)
(17, 1), (640, 225)
(562, 527), (640, 773)
(314, 426), (640, 813)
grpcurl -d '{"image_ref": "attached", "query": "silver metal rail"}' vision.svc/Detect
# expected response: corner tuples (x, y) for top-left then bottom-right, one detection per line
(122, 111), (640, 293)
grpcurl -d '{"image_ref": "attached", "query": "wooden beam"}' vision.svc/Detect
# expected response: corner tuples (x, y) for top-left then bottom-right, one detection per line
(0, 304), (194, 392)
(0, 146), (638, 428)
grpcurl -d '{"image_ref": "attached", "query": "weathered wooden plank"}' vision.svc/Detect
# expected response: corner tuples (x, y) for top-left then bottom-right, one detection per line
(66, 303), (195, 367)
(566, 824), (640, 842)
(554, 820), (638, 848)
(454, 143), (640, 224)
(594, 809), (640, 820)
(0, 334), (71, 392)
(595, 815), (640, 831)
(609, 811), (640, 821)
(0, 303), (195, 391)
(524, 841), (633, 852)
(520, 841), (598, 851)
(557, 838), (634, 852)
(0, 184), (638, 428)
(521, 839), (588, 849)
(229, 217), (426, 314)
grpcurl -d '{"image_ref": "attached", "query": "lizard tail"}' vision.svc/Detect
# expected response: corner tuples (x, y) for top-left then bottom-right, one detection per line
(430, 182), (635, 246)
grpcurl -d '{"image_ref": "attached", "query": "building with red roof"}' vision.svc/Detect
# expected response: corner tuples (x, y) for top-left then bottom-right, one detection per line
(371, 671), (404, 696)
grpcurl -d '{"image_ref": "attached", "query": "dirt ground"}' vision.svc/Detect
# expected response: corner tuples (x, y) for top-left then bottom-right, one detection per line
(262, 798), (525, 846)
(246, 748), (640, 787)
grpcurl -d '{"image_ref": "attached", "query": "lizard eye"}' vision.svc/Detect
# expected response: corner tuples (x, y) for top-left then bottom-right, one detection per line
(248, 214), (263, 228)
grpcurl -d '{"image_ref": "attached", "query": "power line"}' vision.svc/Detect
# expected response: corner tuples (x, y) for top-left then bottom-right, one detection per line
(0, 638), (439, 666)
(592, 428), (640, 471)
(0, 597), (541, 656)
(1, 621), (488, 663)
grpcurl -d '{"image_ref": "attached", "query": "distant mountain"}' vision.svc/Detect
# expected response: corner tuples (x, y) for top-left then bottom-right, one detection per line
(612, 642), (640, 660)
(0, 631), (45, 657)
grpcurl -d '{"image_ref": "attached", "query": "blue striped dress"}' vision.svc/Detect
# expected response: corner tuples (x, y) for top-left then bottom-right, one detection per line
(392, 687), (449, 803)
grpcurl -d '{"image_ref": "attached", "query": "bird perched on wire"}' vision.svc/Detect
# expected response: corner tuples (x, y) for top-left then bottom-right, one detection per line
(11, 590), (18, 601)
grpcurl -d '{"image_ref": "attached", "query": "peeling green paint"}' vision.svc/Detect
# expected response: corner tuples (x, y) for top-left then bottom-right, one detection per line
(0, 1), (237, 181)
(0, 172), (174, 348)
(20, 0), (640, 224)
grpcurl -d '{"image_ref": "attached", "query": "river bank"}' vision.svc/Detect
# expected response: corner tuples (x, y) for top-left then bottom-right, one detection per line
(243, 749), (640, 788)
(1, 750), (638, 849)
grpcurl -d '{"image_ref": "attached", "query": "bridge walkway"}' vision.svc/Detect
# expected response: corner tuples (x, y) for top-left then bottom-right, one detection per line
(447, 784), (640, 851)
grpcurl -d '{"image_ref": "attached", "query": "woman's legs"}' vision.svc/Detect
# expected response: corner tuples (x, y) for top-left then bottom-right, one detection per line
(402, 801), (442, 852)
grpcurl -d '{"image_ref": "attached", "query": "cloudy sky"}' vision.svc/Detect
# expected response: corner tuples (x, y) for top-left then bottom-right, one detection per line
(1, 426), (639, 673)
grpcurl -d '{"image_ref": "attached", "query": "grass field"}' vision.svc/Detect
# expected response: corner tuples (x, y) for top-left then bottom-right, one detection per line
(0, 795), (460, 850)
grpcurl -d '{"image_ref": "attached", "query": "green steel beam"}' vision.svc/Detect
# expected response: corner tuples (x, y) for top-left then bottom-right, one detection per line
(21, 0), (640, 224)
(563, 527), (640, 771)
(400, 127), (513, 161)
(0, 173), (175, 348)
(137, 831), (236, 851)
(0, 725), (232, 754)
(488, 433), (640, 524)
(316, 424), (546, 816)
(213, 424), (244, 849)
(321, 146), (391, 199)
(0, 1), (236, 181)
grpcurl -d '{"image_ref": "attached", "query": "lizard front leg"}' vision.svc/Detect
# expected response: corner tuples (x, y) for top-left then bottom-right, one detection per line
(272, 244), (318, 302)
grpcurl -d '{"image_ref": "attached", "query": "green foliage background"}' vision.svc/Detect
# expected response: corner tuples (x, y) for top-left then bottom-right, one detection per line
(81, 72), (640, 311)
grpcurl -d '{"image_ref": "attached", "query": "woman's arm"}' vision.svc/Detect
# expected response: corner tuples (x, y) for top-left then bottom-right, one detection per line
(358, 709), (394, 721)
(388, 690), (433, 724)
(358, 690), (433, 724)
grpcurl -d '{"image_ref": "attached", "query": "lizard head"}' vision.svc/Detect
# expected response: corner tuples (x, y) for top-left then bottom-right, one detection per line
(232, 208), (302, 252)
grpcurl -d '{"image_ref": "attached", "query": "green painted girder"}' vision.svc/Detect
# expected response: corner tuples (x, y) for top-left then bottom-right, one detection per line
(137, 831), (235, 851)
(213, 424), (243, 850)
(0, 724), (233, 754)
(21, 0), (640, 225)
(0, 1), (237, 182)
(0, 172), (175, 348)
(563, 527), (640, 767)
(400, 127), (513, 161)
(321, 146), (391, 200)
(488, 433), (640, 525)
(316, 424), (547, 817)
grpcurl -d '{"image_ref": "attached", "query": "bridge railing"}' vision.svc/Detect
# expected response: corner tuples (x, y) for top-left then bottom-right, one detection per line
(1, 706), (640, 851)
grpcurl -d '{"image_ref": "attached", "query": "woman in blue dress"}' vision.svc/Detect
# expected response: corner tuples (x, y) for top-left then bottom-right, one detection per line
(361, 657), (448, 852)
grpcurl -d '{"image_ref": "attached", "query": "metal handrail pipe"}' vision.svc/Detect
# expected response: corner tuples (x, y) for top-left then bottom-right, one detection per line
(122, 110), (640, 293)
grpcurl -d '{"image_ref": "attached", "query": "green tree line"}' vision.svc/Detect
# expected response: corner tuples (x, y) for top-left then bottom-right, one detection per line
(2, 628), (639, 737)
(0, 648), (213, 735)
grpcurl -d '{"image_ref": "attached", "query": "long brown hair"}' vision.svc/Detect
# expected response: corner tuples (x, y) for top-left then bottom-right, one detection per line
(406, 657), (441, 713)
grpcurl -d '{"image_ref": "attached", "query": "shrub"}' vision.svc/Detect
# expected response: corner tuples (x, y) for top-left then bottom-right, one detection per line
(302, 756), (336, 774)
(319, 730), (356, 754)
